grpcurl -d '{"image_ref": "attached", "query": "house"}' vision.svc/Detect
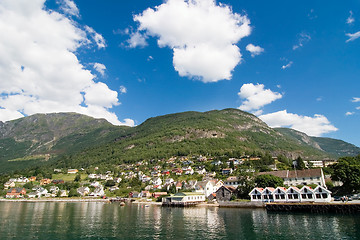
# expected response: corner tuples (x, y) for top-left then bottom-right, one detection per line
(196, 167), (206, 175)
(313, 185), (332, 202)
(67, 169), (78, 174)
(224, 176), (240, 188)
(215, 186), (237, 201)
(152, 192), (168, 199)
(6, 188), (26, 198)
(114, 177), (122, 183)
(28, 192), (40, 198)
(262, 187), (276, 202)
(59, 190), (68, 197)
(175, 181), (183, 191)
(77, 187), (90, 196)
(165, 178), (174, 185)
(52, 180), (64, 184)
(89, 187), (105, 197)
(182, 166), (194, 175)
(162, 192), (205, 204)
(258, 168), (327, 187)
(172, 168), (183, 175)
(16, 177), (29, 183)
(184, 180), (197, 190)
(194, 180), (219, 197)
(49, 186), (59, 193)
(222, 168), (233, 175)
(273, 187), (287, 202)
(29, 176), (37, 182)
(286, 187), (301, 202)
(300, 186), (315, 202)
(54, 169), (62, 173)
(129, 191), (140, 198)
(109, 186), (119, 192)
(88, 174), (98, 179)
(151, 177), (162, 186)
(4, 181), (15, 189)
(140, 191), (152, 198)
(249, 188), (264, 201)
(40, 178), (51, 185)
(90, 181), (101, 188)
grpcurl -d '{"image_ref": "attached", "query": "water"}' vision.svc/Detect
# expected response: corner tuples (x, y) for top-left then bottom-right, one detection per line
(0, 202), (359, 239)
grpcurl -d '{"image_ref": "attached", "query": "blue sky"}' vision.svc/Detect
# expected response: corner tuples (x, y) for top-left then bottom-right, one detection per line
(0, 0), (359, 147)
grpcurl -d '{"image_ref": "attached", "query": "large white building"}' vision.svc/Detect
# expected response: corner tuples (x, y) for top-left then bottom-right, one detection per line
(258, 168), (327, 187)
(249, 185), (331, 202)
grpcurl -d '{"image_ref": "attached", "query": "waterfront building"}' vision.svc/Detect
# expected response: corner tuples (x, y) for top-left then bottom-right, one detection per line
(273, 187), (287, 202)
(162, 192), (205, 205)
(248, 188), (264, 201)
(6, 188), (26, 198)
(215, 186), (237, 201)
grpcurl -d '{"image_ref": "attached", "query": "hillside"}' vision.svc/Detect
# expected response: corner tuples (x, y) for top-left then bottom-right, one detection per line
(275, 128), (360, 158)
(0, 113), (129, 172)
(1, 109), (359, 173)
(56, 109), (334, 168)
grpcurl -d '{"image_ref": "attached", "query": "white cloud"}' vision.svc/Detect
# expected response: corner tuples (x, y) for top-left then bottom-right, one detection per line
(347, 11), (355, 25)
(346, 112), (355, 116)
(346, 31), (360, 42)
(281, 61), (293, 69)
(119, 85), (127, 94)
(85, 26), (106, 49)
(127, 31), (148, 48)
(238, 83), (282, 112)
(259, 110), (338, 137)
(93, 63), (106, 76)
(293, 32), (311, 50)
(246, 44), (264, 57)
(58, 0), (79, 17)
(351, 97), (360, 102)
(357, 106), (360, 110)
(0, 0), (133, 126)
(147, 56), (153, 61)
(132, 0), (251, 82)
(316, 97), (322, 101)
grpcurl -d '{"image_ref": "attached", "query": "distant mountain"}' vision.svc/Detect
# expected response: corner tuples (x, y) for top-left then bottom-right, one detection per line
(1, 109), (359, 173)
(275, 128), (360, 158)
(0, 113), (129, 172)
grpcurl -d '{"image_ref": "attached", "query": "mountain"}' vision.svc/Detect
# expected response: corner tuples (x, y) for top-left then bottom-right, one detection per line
(275, 128), (360, 157)
(0, 113), (129, 172)
(1, 109), (359, 173)
(56, 109), (338, 169)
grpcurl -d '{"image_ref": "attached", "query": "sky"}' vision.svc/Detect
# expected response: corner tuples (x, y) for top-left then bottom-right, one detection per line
(0, 0), (359, 147)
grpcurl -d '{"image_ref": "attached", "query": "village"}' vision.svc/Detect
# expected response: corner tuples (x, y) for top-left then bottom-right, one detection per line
(1, 154), (342, 205)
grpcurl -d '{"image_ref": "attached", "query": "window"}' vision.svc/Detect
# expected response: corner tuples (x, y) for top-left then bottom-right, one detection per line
(294, 194), (298, 199)
(307, 194), (312, 199)
(322, 193), (327, 198)
(252, 195), (256, 199)
(275, 195), (280, 199)
(257, 195), (261, 199)
(316, 194), (321, 199)
(319, 188), (322, 192)
(288, 195), (293, 199)
(280, 195), (285, 199)
(302, 194), (307, 199)
(264, 195), (268, 199)
(269, 195), (273, 199)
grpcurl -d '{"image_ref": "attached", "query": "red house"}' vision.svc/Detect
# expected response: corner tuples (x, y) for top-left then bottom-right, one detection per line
(6, 188), (26, 198)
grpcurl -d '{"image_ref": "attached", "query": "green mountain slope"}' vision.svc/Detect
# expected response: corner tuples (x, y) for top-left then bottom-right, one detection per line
(275, 128), (360, 157)
(56, 109), (333, 168)
(0, 113), (129, 172)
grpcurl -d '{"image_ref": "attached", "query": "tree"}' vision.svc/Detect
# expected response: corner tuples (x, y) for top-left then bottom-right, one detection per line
(255, 174), (284, 188)
(74, 174), (81, 182)
(295, 156), (306, 170)
(68, 188), (79, 197)
(331, 155), (360, 193)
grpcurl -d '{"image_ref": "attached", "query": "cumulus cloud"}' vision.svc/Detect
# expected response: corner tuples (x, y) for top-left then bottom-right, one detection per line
(351, 97), (360, 102)
(246, 44), (264, 57)
(259, 110), (338, 137)
(58, 0), (79, 17)
(119, 86), (127, 94)
(346, 31), (360, 42)
(132, 0), (251, 82)
(346, 112), (355, 116)
(85, 26), (106, 49)
(93, 63), (106, 76)
(0, 0), (132, 126)
(127, 31), (148, 48)
(293, 32), (311, 50)
(347, 11), (355, 25)
(238, 83), (282, 113)
(281, 61), (293, 69)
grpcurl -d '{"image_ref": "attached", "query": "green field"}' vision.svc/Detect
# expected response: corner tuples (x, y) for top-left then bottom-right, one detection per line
(52, 173), (88, 182)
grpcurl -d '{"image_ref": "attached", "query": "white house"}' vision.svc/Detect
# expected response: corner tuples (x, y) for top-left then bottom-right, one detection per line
(300, 186), (315, 202)
(89, 187), (105, 197)
(77, 187), (90, 196)
(151, 177), (162, 186)
(313, 185), (332, 202)
(286, 186), (301, 202)
(273, 187), (287, 202)
(162, 192), (206, 204)
(262, 187), (276, 202)
(195, 180), (218, 197)
(249, 187), (264, 201)
(224, 176), (240, 188)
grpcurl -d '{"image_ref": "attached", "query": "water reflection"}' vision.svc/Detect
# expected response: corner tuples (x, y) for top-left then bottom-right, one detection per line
(0, 202), (360, 239)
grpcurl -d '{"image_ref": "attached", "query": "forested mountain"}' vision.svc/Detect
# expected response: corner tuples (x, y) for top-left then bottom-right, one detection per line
(1, 109), (359, 173)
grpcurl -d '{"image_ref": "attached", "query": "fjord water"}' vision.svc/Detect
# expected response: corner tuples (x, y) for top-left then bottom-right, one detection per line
(0, 202), (359, 239)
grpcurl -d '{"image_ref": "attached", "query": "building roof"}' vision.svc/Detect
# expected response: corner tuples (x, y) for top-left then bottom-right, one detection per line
(258, 168), (322, 179)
